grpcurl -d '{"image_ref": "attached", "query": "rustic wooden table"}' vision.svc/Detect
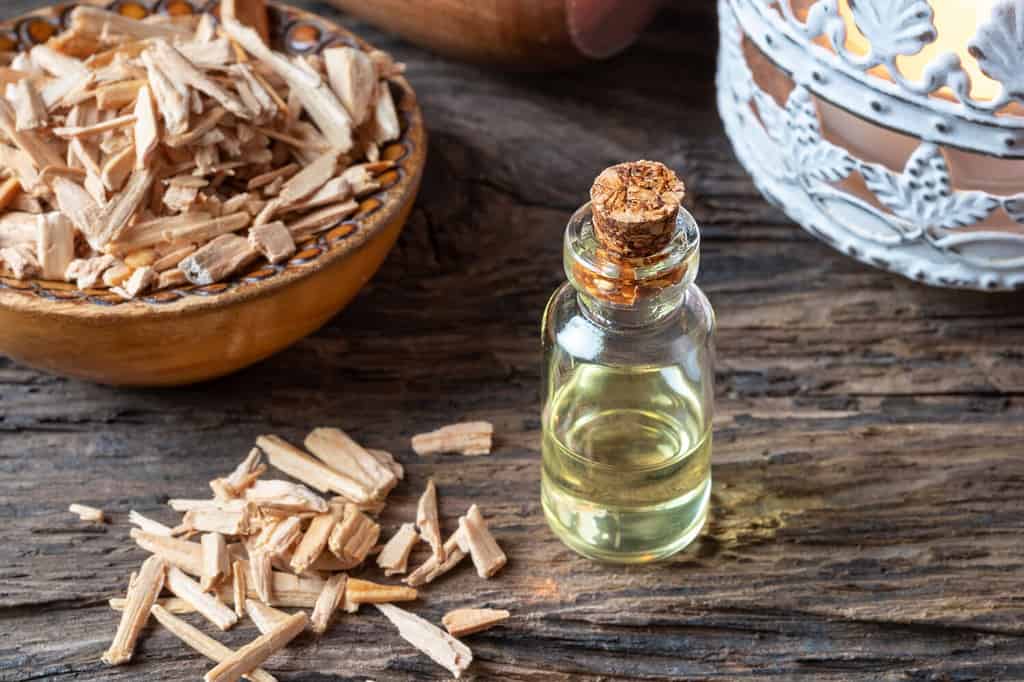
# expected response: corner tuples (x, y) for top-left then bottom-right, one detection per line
(3, 2), (1024, 680)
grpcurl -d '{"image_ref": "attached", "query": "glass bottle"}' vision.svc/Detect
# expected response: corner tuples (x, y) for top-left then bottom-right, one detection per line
(541, 161), (715, 563)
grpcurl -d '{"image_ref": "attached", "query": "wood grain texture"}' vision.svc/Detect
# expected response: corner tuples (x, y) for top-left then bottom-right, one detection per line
(2, 2), (1024, 681)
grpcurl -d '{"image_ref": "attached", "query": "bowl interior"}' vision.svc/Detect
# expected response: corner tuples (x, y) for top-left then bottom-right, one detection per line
(0, 0), (424, 309)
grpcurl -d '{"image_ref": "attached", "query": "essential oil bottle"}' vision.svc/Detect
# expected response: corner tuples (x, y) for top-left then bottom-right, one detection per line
(541, 160), (715, 563)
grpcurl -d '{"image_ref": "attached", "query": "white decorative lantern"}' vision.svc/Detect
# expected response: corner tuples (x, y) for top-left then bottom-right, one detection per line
(718, 0), (1024, 290)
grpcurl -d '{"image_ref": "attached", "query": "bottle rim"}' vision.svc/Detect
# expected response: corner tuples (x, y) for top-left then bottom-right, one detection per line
(564, 202), (700, 300)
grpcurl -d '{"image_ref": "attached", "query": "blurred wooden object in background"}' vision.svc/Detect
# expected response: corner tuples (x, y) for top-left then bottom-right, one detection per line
(329, 0), (666, 68)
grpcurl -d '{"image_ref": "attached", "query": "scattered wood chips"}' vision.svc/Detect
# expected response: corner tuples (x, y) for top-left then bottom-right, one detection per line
(0, 0), (403, 298)
(99, 420), (507, 679)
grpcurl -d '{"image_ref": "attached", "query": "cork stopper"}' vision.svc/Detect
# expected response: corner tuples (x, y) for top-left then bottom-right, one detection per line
(589, 160), (686, 257)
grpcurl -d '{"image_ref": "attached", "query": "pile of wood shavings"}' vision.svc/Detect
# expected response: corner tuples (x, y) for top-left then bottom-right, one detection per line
(0, 0), (404, 298)
(97, 422), (507, 680)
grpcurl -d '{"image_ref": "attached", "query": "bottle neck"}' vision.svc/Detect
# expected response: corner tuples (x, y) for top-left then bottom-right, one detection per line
(577, 283), (689, 329)
(565, 203), (701, 329)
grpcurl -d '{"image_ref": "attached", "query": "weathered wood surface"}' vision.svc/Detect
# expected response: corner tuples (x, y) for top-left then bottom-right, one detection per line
(2, 2), (1024, 681)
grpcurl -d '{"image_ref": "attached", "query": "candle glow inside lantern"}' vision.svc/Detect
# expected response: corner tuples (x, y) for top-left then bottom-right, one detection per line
(718, 0), (1024, 290)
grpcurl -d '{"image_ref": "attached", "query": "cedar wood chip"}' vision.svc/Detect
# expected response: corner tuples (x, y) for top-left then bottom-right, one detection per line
(11, 78), (48, 130)
(165, 565), (239, 631)
(256, 433), (372, 503)
(183, 507), (250, 536)
(290, 506), (342, 575)
(375, 603), (472, 679)
(323, 46), (375, 126)
(304, 427), (397, 500)
(328, 504), (380, 565)
(346, 578), (417, 605)
(217, 448), (265, 498)
(253, 516), (302, 558)
(66, 254), (116, 289)
(201, 532), (230, 591)
(245, 599), (291, 635)
(416, 479), (443, 563)
(37, 211), (75, 280)
(248, 550), (274, 605)
(368, 448), (403, 480)
(129, 510), (173, 536)
(442, 608), (511, 638)
(2, 245), (38, 278)
(412, 421), (494, 456)
(285, 200), (358, 241)
(93, 167), (155, 248)
(247, 221), (294, 264)
(68, 502), (105, 522)
(405, 529), (468, 588)
(102, 555), (166, 665)
(377, 523), (419, 576)
(232, 560), (247, 619)
(131, 528), (204, 576)
(96, 79), (146, 111)
(457, 505), (508, 579)
(0, 210), (36, 247)
(0, 176), (23, 212)
(310, 573), (347, 634)
(179, 233), (258, 286)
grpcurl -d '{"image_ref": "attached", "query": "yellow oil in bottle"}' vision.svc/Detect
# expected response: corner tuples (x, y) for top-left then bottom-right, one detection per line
(541, 362), (712, 563)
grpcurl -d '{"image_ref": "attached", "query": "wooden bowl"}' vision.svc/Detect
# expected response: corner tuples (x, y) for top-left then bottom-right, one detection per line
(329, 0), (666, 68)
(0, 0), (426, 387)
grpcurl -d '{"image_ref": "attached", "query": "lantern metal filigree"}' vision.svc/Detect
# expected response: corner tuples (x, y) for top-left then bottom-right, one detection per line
(718, 0), (1024, 290)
